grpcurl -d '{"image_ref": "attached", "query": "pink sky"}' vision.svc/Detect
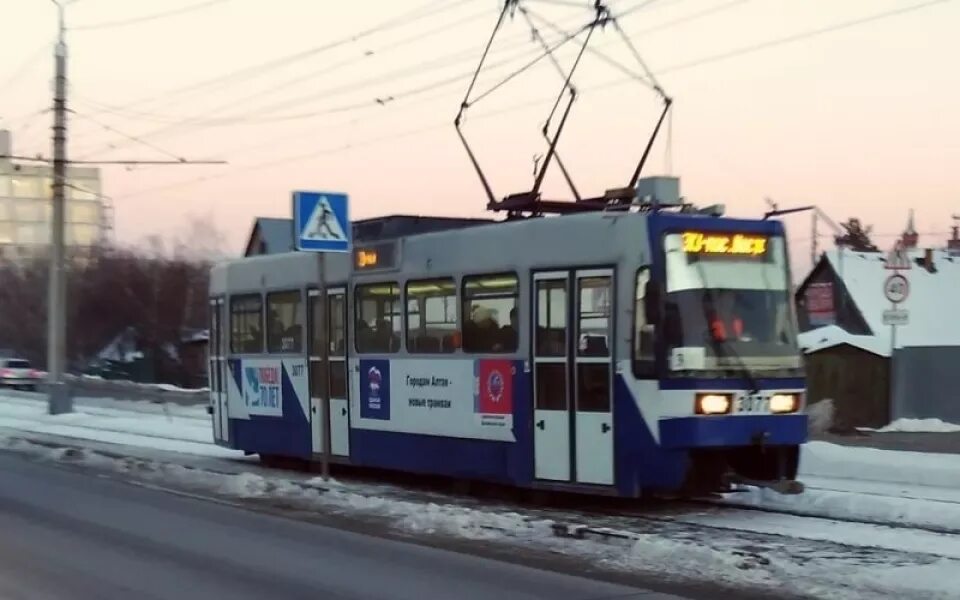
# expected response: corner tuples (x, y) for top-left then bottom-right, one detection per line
(1, 0), (957, 272)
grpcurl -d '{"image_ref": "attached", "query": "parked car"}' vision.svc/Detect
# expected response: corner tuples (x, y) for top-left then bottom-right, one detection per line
(0, 358), (42, 391)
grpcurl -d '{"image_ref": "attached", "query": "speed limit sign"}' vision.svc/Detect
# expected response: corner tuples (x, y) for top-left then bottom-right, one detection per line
(884, 273), (909, 304)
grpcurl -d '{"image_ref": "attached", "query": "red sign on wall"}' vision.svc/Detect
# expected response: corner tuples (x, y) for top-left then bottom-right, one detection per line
(805, 282), (835, 326)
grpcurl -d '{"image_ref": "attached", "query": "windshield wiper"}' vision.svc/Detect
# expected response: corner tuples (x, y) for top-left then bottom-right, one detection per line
(692, 262), (761, 395)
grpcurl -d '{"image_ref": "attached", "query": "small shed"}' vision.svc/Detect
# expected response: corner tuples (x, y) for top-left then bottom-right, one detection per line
(796, 248), (960, 428)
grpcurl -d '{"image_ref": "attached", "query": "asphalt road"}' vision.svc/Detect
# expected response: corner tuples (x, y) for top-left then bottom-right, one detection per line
(0, 453), (684, 600)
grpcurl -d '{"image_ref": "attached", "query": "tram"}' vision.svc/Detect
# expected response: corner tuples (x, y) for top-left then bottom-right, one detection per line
(208, 184), (807, 497)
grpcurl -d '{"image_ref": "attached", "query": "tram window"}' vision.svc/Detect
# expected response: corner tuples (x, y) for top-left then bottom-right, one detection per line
(355, 283), (401, 353)
(406, 278), (457, 354)
(209, 303), (219, 357)
(330, 359), (347, 398)
(329, 294), (346, 356)
(577, 276), (611, 357)
(462, 273), (518, 353)
(535, 280), (566, 357)
(267, 290), (303, 353)
(230, 294), (263, 354)
(634, 268), (656, 376)
(309, 293), (322, 355)
(577, 363), (611, 412)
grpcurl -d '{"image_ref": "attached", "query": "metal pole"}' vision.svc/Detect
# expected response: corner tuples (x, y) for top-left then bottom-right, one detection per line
(48, 0), (71, 414)
(319, 252), (331, 480)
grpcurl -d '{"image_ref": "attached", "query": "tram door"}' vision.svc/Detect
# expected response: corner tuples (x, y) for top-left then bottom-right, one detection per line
(533, 272), (571, 481)
(532, 270), (614, 485)
(209, 297), (229, 443)
(309, 289), (351, 458)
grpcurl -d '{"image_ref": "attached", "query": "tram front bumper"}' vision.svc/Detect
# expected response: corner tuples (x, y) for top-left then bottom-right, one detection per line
(658, 414), (808, 449)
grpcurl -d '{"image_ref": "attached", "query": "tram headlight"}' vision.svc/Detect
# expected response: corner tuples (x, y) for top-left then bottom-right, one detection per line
(695, 393), (732, 415)
(769, 393), (800, 414)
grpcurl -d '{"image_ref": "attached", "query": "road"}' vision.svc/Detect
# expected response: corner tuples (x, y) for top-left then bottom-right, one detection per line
(0, 452), (683, 600)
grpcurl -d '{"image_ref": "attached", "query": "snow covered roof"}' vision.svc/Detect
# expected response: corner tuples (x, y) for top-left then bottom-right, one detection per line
(798, 324), (892, 357)
(805, 248), (960, 355)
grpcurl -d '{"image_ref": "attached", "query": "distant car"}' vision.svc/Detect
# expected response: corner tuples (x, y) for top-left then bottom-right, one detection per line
(0, 358), (42, 391)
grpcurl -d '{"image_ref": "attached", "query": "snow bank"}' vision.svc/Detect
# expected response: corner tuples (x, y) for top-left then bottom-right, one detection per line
(806, 399), (835, 435)
(876, 418), (960, 434)
(800, 441), (960, 489)
(0, 394), (234, 458)
(3, 437), (958, 600)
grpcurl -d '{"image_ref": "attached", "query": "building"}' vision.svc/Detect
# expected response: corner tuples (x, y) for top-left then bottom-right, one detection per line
(795, 221), (960, 429)
(0, 129), (112, 261)
(243, 214), (495, 257)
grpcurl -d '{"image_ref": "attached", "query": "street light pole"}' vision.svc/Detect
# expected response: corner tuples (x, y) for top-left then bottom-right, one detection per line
(48, 0), (71, 414)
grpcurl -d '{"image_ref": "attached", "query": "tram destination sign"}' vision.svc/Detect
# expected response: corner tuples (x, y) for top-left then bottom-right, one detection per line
(681, 231), (769, 260)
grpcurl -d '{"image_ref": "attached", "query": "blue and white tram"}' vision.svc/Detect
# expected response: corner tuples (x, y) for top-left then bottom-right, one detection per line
(208, 208), (807, 497)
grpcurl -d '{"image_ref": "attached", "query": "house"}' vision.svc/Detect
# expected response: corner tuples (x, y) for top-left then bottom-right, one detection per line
(796, 219), (960, 429)
(243, 214), (495, 257)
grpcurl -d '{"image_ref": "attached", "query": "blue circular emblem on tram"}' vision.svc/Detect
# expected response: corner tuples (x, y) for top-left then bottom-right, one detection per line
(367, 366), (382, 399)
(488, 370), (504, 403)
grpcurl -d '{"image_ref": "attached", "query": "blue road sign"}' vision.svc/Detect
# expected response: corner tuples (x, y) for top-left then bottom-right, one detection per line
(293, 191), (351, 253)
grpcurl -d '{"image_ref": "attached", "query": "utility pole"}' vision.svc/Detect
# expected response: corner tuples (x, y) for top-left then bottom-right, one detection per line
(48, 0), (70, 414)
(27, 2), (225, 416)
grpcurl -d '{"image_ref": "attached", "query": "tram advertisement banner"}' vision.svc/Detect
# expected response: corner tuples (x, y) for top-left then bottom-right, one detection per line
(354, 358), (516, 442)
(227, 358), (309, 419)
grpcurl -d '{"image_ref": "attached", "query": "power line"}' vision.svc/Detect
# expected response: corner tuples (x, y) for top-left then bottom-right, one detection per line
(71, 2), (655, 155)
(70, 0), (236, 31)
(0, 41), (52, 94)
(75, 1), (659, 158)
(112, 0), (952, 201)
(82, 0), (475, 117)
(70, 110), (188, 161)
(659, 0), (953, 76)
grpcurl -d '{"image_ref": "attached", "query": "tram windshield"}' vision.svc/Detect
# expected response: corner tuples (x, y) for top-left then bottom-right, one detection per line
(660, 232), (802, 377)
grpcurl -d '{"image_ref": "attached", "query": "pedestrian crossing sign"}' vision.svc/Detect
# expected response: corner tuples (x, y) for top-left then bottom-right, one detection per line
(293, 191), (351, 253)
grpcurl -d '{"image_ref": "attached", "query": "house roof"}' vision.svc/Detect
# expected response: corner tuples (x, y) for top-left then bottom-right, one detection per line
(802, 248), (960, 355)
(798, 324), (892, 357)
(242, 214), (495, 257)
(245, 218), (294, 256)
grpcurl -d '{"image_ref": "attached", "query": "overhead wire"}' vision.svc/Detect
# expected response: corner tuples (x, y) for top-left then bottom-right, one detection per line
(73, 1), (658, 156)
(80, 0), (476, 117)
(73, 9), (578, 157)
(70, 0), (235, 31)
(70, 110), (187, 161)
(112, 0), (952, 201)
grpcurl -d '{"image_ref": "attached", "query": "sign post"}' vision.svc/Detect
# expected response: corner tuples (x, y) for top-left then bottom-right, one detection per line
(293, 191), (351, 480)
(883, 242), (911, 356)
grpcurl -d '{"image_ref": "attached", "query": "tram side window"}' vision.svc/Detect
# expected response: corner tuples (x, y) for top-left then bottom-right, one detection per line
(634, 268), (656, 376)
(266, 290), (303, 353)
(462, 273), (518, 353)
(355, 283), (401, 353)
(406, 278), (458, 354)
(230, 294), (263, 354)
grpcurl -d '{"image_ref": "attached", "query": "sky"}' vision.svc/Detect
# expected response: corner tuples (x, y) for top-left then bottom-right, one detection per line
(1, 0), (957, 272)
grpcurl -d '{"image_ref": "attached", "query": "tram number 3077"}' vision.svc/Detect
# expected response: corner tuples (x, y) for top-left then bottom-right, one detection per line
(736, 396), (769, 413)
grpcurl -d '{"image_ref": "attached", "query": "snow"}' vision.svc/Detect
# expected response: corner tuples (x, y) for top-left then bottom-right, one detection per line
(800, 440), (960, 488)
(0, 393), (235, 458)
(872, 418), (960, 433)
(4, 393), (960, 597)
(2, 435), (958, 599)
(798, 324), (891, 356)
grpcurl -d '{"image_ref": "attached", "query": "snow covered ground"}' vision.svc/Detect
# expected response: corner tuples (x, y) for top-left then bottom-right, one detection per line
(2, 392), (960, 599)
(869, 418), (960, 433)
